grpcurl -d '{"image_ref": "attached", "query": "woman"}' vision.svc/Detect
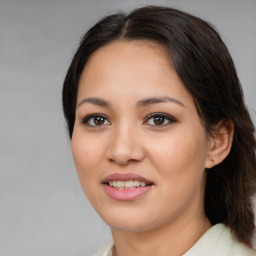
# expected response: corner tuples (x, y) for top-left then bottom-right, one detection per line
(62, 6), (256, 256)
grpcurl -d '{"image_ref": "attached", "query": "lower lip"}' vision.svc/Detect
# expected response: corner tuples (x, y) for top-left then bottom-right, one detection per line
(103, 184), (152, 201)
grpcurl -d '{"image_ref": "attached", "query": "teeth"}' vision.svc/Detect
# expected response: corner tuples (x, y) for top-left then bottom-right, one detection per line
(124, 180), (133, 188)
(134, 180), (140, 187)
(108, 180), (147, 189)
(117, 181), (124, 187)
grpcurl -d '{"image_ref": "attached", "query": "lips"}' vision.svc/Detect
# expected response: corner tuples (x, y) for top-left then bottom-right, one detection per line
(102, 173), (154, 201)
(102, 172), (153, 184)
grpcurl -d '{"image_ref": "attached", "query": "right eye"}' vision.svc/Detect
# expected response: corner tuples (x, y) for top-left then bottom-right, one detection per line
(81, 114), (110, 127)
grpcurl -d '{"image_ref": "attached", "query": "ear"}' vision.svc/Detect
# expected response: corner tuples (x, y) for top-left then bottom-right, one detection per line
(205, 120), (234, 169)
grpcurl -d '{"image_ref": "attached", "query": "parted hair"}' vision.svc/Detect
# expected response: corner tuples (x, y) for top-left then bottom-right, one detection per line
(62, 6), (256, 247)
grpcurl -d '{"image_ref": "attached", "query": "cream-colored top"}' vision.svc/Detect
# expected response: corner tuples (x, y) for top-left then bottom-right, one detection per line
(92, 224), (256, 256)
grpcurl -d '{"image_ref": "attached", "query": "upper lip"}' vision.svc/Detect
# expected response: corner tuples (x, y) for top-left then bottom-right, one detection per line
(102, 172), (154, 185)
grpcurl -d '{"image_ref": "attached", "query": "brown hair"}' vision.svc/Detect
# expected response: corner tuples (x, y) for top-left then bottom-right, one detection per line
(62, 6), (256, 247)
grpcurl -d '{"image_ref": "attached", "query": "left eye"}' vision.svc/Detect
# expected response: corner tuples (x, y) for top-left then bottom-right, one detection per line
(145, 113), (175, 126)
(81, 115), (110, 126)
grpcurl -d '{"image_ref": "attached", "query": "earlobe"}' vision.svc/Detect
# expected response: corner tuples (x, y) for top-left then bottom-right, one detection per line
(205, 120), (234, 169)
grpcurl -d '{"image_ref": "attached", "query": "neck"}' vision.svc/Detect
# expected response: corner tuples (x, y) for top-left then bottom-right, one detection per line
(111, 214), (211, 256)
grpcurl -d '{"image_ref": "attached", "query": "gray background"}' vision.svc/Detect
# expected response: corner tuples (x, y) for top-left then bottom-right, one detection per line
(1, 0), (255, 255)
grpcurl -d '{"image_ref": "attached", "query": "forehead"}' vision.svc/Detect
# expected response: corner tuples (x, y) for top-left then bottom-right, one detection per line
(88, 39), (170, 63)
(77, 40), (194, 108)
(80, 40), (171, 81)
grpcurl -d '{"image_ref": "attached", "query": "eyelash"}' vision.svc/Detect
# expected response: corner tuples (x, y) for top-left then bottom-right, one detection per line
(143, 113), (176, 127)
(81, 114), (111, 127)
(80, 113), (176, 127)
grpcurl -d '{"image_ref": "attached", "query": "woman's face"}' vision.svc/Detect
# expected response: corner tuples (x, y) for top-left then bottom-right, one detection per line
(72, 40), (213, 232)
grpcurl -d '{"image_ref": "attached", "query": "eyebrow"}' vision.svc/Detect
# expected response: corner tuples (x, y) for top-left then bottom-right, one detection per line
(77, 96), (184, 108)
(77, 97), (111, 108)
(137, 97), (184, 108)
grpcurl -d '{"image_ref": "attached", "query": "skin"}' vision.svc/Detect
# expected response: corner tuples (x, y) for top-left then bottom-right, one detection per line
(71, 40), (233, 256)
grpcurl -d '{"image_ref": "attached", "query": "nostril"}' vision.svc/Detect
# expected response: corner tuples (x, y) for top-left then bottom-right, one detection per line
(107, 143), (145, 165)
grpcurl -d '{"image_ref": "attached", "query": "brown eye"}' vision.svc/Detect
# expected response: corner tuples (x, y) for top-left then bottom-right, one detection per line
(153, 116), (165, 125)
(94, 116), (105, 125)
(82, 114), (110, 126)
(145, 113), (176, 126)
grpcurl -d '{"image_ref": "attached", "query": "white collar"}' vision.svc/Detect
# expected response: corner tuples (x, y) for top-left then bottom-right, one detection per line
(93, 224), (255, 256)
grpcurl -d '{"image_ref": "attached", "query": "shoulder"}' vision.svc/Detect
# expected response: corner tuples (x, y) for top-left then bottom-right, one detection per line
(91, 225), (256, 256)
(184, 223), (256, 256)
(91, 240), (114, 256)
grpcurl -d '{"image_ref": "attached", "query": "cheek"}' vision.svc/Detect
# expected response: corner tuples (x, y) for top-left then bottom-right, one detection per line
(149, 130), (208, 182)
(71, 130), (103, 196)
(146, 135), (208, 218)
(72, 136), (90, 173)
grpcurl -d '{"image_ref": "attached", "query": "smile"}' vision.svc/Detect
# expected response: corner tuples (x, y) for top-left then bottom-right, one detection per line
(102, 173), (154, 200)
(108, 180), (147, 189)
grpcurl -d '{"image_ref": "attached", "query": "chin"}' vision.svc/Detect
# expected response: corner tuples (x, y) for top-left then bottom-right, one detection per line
(97, 207), (167, 233)
(108, 219), (155, 233)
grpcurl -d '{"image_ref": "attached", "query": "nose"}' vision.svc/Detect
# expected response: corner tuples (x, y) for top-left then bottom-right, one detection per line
(106, 125), (145, 166)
